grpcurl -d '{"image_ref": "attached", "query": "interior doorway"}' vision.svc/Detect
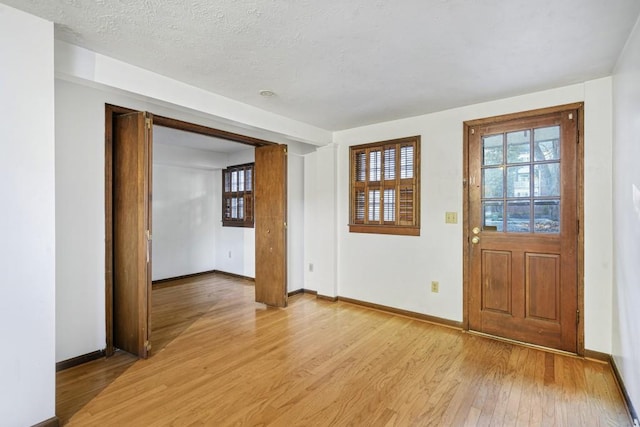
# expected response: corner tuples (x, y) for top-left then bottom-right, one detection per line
(463, 103), (584, 354)
(105, 104), (288, 358)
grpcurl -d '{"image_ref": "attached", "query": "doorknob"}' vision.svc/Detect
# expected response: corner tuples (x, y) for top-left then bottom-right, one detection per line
(471, 236), (480, 244)
(472, 227), (481, 235)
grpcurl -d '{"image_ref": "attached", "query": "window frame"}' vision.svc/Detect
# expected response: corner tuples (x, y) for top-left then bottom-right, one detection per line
(349, 136), (420, 236)
(222, 162), (255, 228)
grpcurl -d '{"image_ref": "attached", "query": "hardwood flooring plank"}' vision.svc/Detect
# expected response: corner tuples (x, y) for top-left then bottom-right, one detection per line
(56, 273), (630, 426)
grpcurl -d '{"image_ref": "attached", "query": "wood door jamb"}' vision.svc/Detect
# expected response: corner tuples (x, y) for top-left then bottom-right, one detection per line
(105, 104), (277, 357)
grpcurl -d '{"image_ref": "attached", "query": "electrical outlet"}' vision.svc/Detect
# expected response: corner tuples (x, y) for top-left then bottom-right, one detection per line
(445, 212), (458, 224)
(228, 251), (232, 258)
(431, 281), (439, 293)
(309, 263), (314, 272)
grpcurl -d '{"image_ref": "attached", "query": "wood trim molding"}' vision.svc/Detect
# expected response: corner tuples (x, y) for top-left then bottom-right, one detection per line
(583, 349), (610, 363)
(152, 270), (255, 288)
(31, 416), (59, 427)
(56, 350), (106, 372)
(316, 294), (339, 302)
(610, 354), (639, 424)
(576, 105), (586, 356)
(462, 120), (471, 331)
(348, 224), (420, 236)
(152, 115), (275, 147)
(464, 102), (585, 127)
(338, 296), (463, 330)
(288, 289), (318, 297)
(152, 270), (218, 286)
(213, 270), (255, 282)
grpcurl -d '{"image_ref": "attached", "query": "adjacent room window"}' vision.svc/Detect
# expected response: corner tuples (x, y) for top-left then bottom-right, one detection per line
(349, 136), (420, 236)
(222, 163), (254, 227)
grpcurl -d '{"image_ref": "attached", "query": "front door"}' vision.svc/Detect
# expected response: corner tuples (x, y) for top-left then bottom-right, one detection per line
(466, 104), (581, 353)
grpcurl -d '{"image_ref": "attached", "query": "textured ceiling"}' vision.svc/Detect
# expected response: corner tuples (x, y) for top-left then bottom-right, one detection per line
(4, 0), (640, 130)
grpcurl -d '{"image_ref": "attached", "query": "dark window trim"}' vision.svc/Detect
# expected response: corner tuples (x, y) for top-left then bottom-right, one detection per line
(222, 162), (255, 228)
(349, 136), (420, 236)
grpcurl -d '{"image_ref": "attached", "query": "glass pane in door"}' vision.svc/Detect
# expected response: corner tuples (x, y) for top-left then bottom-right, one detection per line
(507, 165), (531, 198)
(483, 201), (504, 231)
(483, 134), (503, 165)
(506, 200), (530, 232)
(534, 126), (560, 161)
(507, 130), (530, 163)
(534, 200), (560, 233)
(534, 163), (560, 197)
(483, 167), (504, 198)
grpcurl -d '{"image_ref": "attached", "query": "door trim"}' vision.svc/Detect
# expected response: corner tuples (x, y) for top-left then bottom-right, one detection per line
(462, 102), (584, 355)
(104, 104), (276, 356)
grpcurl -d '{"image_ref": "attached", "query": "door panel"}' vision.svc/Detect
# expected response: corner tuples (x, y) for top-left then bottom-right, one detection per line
(525, 253), (560, 321)
(254, 144), (288, 307)
(467, 107), (579, 352)
(481, 250), (512, 314)
(113, 111), (152, 358)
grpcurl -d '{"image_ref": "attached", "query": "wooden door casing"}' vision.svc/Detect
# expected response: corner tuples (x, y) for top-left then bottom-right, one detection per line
(113, 111), (152, 358)
(254, 144), (288, 307)
(465, 105), (581, 353)
(105, 104), (284, 357)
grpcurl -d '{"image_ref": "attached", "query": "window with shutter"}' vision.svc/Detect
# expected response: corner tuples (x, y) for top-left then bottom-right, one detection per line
(349, 136), (420, 235)
(222, 163), (255, 227)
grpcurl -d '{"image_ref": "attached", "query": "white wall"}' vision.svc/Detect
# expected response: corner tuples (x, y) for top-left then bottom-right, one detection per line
(287, 142), (316, 291)
(304, 145), (338, 295)
(612, 14), (640, 418)
(583, 78), (614, 352)
(215, 149), (256, 278)
(152, 162), (219, 281)
(316, 81), (614, 352)
(0, 4), (56, 425)
(152, 132), (229, 282)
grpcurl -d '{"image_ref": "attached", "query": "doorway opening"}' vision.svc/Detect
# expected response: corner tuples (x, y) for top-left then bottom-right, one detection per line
(105, 104), (288, 358)
(463, 103), (584, 354)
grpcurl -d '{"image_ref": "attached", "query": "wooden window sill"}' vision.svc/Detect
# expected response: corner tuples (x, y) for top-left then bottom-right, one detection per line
(349, 224), (420, 236)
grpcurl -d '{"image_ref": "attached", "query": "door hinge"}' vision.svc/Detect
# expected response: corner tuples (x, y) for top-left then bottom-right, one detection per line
(284, 147), (288, 155)
(145, 340), (152, 351)
(284, 221), (288, 229)
(471, 128), (475, 135)
(146, 230), (151, 263)
(145, 117), (152, 129)
(576, 309), (580, 325)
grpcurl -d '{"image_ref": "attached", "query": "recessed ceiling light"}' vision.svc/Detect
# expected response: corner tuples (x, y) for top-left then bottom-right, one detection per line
(259, 89), (276, 97)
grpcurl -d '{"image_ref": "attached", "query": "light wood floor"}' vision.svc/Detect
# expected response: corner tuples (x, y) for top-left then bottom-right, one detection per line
(57, 273), (631, 426)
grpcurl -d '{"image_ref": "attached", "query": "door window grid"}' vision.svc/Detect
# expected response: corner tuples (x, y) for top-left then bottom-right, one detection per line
(481, 126), (561, 233)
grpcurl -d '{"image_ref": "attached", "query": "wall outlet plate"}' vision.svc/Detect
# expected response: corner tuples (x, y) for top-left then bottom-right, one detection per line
(431, 281), (439, 293)
(445, 212), (458, 224)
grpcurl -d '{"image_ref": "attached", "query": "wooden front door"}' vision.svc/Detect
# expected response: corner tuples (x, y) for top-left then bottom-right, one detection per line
(113, 111), (153, 358)
(466, 105), (581, 353)
(254, 144), (288, 307)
